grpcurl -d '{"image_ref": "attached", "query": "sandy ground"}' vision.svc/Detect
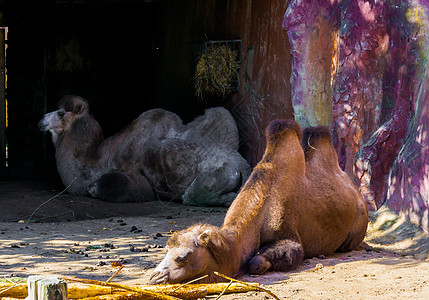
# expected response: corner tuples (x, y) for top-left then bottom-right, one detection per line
(1, 179), (429, 299)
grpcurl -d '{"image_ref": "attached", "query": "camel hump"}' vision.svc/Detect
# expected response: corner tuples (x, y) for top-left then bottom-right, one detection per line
(302, 126), (332, 152)
(58, 95), (89, 115)
(266, 119), (302, 141)
(185, 107), (239, 150)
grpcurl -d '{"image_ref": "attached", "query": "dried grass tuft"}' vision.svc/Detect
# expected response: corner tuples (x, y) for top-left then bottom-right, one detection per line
(194, 45), (239, 100)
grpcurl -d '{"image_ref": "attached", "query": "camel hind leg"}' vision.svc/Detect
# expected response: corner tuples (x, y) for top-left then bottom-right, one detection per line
(88, 171), (154, 203)
(337, 198), (369, 252)
(248, 239), (304, 275)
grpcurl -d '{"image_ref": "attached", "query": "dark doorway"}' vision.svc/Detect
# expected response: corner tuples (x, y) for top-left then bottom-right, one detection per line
(0, 27), (6, 175)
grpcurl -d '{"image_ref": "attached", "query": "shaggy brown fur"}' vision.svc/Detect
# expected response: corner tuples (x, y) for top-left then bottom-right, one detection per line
(150, 119), (368, 284)
(39, 95), (251, 205)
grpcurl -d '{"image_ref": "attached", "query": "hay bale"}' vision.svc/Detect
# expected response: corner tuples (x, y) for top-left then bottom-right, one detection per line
(194, 45), (239, 100)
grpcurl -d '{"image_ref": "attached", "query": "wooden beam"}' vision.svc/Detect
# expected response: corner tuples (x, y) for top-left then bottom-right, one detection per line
(0, 27), (6, 170)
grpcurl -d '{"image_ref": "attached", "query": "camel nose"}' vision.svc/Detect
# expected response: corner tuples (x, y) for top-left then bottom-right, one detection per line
(149, 270), (168, 285)
(38, 118), (48, 131)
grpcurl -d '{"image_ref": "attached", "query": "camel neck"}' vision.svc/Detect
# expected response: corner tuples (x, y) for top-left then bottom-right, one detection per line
(220, 184), (267, 272)
(56, 115), (103, 160)
(209, 227), (246, 276)
(54, 116), (104, 195)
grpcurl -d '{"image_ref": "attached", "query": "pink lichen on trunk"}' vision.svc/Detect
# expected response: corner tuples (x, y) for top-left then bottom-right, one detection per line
(283, 0), (337, 127)
(284, 0), (429, 231)
(388, 45), (429, 233)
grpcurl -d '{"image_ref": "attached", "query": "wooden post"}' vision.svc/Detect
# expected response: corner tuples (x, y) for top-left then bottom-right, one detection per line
(27, 276), (68, 300)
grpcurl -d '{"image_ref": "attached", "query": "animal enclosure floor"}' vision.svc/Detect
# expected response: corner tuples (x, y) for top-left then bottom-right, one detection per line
(1, 180), (429, 299)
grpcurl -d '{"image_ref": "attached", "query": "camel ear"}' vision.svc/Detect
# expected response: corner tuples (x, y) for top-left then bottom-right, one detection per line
(198, 229), (211, 246)
(74, 104), (85, 115)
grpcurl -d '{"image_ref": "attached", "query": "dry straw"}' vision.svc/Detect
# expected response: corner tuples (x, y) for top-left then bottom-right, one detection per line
(194, 45), (239, 100)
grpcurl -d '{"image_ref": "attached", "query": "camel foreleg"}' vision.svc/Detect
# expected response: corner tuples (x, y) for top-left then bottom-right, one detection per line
(248, 239), (304, 275)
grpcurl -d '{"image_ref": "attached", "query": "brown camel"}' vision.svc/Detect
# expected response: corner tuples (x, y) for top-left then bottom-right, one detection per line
(38, 95), (251, 205)
(149, 119), (368, 284)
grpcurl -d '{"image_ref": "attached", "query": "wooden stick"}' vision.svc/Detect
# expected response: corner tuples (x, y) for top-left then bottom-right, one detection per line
(214, 280), (232, 300)
(202, 282), (259, 294)
(105, 266), (124, 283)
(0, 285), (21, 296)
(214, 272), (280, 300)
(70, 284), (206, 300)
(27, 176), (77, 223)
(141, 282), (258, 295)
(0, 283), (28, 298)
(59, 277), (138, 292)
(68, 285), (117, 298)
(1, 279), (260, 299)
(59, 277), (180, 300)
(158, 288), (206, 299)
(80, 291), (154, 300)
(172, 275), (208, 291)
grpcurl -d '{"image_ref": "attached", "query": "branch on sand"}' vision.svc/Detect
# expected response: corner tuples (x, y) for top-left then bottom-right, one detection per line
(1, 274), (261, 299)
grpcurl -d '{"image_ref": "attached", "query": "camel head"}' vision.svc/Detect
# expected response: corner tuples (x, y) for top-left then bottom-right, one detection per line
(149, 224), (221, 284)
(38, 95), (90, 143)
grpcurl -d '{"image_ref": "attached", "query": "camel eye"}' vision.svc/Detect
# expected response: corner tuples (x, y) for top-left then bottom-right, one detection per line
(57, 111), (65, 118)
(174, 253), (189, 264)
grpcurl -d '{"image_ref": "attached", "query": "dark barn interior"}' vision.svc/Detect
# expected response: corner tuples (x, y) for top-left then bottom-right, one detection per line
(0, 0), (293, 184)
